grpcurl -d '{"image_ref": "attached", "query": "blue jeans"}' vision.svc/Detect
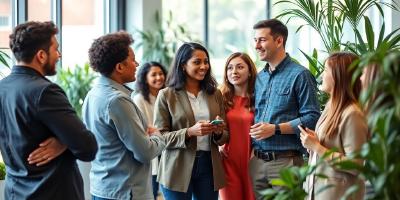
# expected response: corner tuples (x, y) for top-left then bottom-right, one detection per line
(92, 195), (113, 200)
(152, 175), (159, 199)
(161, 151), (218, 200)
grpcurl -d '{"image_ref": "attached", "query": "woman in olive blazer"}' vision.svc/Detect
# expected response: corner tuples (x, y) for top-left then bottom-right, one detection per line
(300, 52), (368, 200)
(153, 42), (228, 200)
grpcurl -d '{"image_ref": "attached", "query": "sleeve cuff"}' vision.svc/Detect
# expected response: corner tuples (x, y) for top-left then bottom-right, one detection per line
(289, 118), (301, 136)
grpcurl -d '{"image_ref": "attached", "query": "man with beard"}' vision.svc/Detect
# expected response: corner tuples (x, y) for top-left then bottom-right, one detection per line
(0, 21), (98, 200)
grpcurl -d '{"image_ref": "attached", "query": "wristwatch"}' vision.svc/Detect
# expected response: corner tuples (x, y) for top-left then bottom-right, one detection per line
(275, 124), (281, 135)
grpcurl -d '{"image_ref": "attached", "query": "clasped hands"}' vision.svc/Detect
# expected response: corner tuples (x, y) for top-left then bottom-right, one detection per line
(186, 116), (225, 137)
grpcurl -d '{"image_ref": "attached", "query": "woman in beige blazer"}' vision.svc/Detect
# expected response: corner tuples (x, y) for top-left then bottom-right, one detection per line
(299, 52), (368, 200)
(154, 42), (229, 200)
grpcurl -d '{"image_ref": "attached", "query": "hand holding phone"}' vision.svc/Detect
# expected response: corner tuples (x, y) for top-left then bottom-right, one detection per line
(210, 119), (224, 125)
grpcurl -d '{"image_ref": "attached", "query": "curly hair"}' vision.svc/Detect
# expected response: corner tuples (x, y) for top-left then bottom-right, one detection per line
(9, 21), (58, 63)
(135, 61), (167, 102)
(219, 52), (258, 111)
(89, 31), (133, 76)
(166, 42), (217, 95)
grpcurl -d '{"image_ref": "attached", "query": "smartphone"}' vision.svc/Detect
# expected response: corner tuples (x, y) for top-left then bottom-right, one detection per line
(299, 124), (306, 130)
(210, 119), (224, 125)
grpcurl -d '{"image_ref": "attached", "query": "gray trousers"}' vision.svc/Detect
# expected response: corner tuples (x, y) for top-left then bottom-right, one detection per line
(249, 155), (304, 200)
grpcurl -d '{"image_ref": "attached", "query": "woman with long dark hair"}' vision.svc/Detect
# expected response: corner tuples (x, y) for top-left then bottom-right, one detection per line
(153, 42), (229, 200)
(132, 61), (167, 200)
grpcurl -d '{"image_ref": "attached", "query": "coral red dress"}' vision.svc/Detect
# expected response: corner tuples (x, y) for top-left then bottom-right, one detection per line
(219, 96), (255, 200)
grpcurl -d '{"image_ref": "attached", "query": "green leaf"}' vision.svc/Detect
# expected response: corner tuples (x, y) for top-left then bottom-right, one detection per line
(340, 185), (360, 200)
(270, 179), (286, 187)
(363, 16), (375, 51)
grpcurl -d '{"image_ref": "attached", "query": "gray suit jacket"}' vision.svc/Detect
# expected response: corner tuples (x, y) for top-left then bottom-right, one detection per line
(154, 87), (229, 192)
(307, 104), (368, 200)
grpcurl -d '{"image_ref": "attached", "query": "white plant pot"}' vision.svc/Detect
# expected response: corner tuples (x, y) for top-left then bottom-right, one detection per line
(0, 180), (5, 200)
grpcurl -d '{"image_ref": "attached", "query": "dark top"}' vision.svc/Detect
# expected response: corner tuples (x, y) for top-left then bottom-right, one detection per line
(0, 66), (98, 200)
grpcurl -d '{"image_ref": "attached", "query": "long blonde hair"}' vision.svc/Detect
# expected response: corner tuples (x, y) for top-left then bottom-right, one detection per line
(220, 52), (258, 111)
(322, 52), (362, 138)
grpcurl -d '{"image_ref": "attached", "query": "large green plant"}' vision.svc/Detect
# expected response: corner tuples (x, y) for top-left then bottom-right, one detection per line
(345, 16), (400, 56)
(275, 0), (397, 107)
(134, 11), (195, 68)
(355, 51), (400, 200)
(267, 0), (400, 199)
(276, 0), (344, 53)
(55, 63), (96, 118)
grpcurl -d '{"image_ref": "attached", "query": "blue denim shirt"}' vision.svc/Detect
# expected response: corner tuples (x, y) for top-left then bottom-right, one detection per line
(82, 76), (166, 200)
(252, 55), (320, 153)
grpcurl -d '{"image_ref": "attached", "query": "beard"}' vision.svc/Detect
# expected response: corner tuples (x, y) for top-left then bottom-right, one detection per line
(42, 58), (57, 76)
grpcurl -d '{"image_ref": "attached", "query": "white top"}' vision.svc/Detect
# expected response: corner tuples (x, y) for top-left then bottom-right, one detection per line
(186, 91), (211, 151)
(132, 93), (156, 124)
(132, 93), (159, 175)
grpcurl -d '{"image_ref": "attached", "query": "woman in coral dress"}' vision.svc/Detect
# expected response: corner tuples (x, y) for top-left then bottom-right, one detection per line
(219, 52), (258, 200)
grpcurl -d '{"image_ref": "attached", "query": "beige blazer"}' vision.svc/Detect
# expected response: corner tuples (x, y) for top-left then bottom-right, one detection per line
(307, 104), (368, 200)
(153, 87), (229, 192)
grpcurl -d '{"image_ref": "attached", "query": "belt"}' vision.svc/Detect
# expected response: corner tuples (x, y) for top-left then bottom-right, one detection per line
(254, 149), (301, 162)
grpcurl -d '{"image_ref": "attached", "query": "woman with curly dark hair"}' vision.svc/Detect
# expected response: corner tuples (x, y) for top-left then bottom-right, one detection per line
(132, 61), (167, 200)
(153, 42), (229, 200)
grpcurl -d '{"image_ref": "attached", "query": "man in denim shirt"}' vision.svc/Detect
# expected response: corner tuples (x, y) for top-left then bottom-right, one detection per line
(249, 19), (320, 199)
(82, 32), (166, 200)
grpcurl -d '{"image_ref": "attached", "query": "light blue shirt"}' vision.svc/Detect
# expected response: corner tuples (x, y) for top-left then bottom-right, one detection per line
(82, 76), (165, 200)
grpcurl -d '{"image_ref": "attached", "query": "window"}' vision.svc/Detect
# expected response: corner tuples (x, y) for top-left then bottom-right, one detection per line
(209, 0), (267, 81)
(0, 0), (12, 75)
(270, 0), (321, 65)
(163, 0), (267, 82)
(61, 0), (104, 68)
(162, 0), (204, 43)
(28, 0), (51, 21)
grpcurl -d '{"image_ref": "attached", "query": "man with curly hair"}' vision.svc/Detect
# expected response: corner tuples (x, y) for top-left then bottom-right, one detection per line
(82, 31), (166, 200)
(0, 21), (98, 200)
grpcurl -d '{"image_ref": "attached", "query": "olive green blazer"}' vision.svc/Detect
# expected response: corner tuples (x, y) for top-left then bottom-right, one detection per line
(153, 87), (229, 192)
(306, 104), (368, 200)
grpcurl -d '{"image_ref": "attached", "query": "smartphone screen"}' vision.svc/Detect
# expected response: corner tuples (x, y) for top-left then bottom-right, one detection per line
(210, 119), (223, 125)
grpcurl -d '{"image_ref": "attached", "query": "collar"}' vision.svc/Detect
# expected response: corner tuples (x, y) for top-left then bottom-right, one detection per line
(263, 53), (291, 74)
(97, 76), (133, 96)
(11, 65), (50, 81)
